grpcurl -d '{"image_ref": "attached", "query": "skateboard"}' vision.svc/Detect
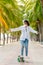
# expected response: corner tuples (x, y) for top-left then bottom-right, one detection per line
(17, 56), (24, 62)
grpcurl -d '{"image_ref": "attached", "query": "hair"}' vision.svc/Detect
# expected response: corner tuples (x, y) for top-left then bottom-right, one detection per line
(24, 20), (30, 26)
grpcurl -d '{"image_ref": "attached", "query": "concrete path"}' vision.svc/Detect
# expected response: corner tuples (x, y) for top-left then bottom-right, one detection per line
(0, 41), (43, 65)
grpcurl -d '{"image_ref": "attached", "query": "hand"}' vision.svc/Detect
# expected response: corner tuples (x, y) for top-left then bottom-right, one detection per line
(36, 31), (39, 34)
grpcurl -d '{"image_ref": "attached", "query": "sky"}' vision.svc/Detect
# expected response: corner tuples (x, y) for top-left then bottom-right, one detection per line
(16, 0), (24, 6)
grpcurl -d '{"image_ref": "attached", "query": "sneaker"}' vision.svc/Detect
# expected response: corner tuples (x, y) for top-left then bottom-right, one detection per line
(24, 56), (30, 61)
(17, 55), (24, 62)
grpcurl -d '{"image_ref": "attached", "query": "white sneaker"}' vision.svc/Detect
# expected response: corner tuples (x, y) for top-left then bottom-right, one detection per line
(20, 55), (24, 57)
(24, 56), (30, 61)
(20, 55), (30, 58)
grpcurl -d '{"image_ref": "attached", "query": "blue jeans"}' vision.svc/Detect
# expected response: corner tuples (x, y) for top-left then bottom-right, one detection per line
(20, 39), (29, 56)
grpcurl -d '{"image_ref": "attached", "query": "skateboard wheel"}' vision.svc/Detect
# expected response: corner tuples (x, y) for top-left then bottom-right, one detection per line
(17, 57), (20, 62)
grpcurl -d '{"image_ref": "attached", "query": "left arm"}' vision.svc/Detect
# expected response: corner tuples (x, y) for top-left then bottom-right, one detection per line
(29, 26), (38, 34)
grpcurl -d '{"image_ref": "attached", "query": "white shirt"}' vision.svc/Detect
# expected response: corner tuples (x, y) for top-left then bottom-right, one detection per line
(10, 25), (38, 40)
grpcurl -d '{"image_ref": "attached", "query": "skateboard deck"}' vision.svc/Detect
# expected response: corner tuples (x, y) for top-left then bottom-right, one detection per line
(17, 56), (30, 62)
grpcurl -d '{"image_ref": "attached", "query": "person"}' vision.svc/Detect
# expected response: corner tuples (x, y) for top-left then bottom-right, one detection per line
(10, 20), (38, 61)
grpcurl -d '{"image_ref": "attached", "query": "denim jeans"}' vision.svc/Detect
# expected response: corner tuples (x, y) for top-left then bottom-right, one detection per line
(20, 39), (29, 56)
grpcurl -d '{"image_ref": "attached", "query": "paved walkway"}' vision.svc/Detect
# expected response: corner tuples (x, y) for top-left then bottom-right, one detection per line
(0, 41), (43, 65)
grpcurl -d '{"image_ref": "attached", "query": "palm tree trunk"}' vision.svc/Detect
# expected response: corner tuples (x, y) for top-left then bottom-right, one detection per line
(37, 0), (43, 42)
(40, 22), (43, 42)
(0, 25), (1, 45)
(0, 33), (1, 41)
(3, 32), (5, 45)
(7, 34), (9, 43)
(0, 33), (1, 45)
(9, 33), (11, 43)
(37, 20), (43, 42)
(40, 0), (43, 42)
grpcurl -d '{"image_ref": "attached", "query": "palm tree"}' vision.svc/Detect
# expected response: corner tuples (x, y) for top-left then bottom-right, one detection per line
(22, 0), (43, 41)
(0, 0), (43, 44)
(0, 0), (23, 45)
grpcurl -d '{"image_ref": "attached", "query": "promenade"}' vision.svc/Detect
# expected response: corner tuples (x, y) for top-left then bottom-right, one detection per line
(0, 41), (43, 65)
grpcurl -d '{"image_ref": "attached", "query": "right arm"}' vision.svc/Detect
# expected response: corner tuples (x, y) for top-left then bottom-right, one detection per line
(10, 26), (22, 32)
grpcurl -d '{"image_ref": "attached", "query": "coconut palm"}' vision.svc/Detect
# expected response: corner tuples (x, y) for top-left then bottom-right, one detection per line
(0, 0), (43, 45)
(0, 0), (23, 28)
(0, 0), (24, 45)
(22, 0), (43, 41)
